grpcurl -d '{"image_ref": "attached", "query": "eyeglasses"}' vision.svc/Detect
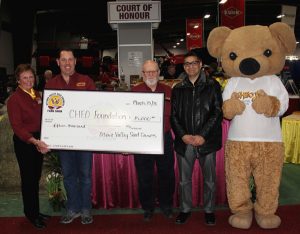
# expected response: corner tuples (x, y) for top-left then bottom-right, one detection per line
(183, 61), (200, 67)
(142, 70), (158, 75)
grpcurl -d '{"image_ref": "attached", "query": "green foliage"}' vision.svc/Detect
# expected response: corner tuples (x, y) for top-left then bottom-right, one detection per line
(44, 152), (66, 210)
(44, 152), (62, 174)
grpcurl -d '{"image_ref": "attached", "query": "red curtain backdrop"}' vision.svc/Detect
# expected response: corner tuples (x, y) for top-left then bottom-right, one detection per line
(92, 120), (230, 209)
(220, 0), (245, 29)
(186, 18), (203, 51)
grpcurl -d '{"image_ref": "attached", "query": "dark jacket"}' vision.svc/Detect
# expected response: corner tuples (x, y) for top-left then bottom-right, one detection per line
(170, 71), (223, 156)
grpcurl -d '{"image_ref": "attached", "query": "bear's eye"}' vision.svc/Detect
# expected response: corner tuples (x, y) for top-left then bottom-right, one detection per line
(229, 52), (237, 60)
(263, 49), (272, 57)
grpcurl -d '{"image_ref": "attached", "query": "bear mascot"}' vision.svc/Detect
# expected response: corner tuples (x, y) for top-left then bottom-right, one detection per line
(207, 22), (296, 229)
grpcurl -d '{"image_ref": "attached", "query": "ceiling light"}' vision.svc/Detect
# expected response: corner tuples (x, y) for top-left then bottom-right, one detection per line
(219, 0), (228, 4)
(193, 25), (199, 29)
(296, 41), (299, 44)
(204, 14), (211, 19)
(276, 14), (285, 19)
(176, 42), (180, 45)
(186, 33), (191, 36)
(180, 38), (184, 42)
(173, 45), (177, 48)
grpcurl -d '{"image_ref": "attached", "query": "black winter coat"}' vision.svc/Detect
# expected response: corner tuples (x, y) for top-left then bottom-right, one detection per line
(170, 71), (223, 156)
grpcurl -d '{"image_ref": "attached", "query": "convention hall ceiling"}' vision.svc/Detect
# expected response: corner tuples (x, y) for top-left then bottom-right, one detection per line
(8, 0), (300, 50)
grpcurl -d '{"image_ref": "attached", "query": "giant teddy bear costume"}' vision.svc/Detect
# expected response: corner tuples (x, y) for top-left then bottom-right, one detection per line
(207, 23), (296, 229)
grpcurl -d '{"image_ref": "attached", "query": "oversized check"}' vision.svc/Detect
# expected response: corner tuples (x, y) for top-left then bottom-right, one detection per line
(41, 90), (165, 154)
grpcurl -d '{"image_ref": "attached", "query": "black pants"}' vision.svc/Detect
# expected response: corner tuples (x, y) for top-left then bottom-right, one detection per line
(13, 133), (43, 220)
(134, 131), (175, 211)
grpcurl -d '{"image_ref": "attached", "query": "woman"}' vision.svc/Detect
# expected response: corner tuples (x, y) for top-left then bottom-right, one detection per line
(7, 64), (50, 229)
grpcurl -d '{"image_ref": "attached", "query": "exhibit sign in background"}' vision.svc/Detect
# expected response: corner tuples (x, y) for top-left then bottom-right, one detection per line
(41, 90), (165, 154)
(107, 1), (161, 23)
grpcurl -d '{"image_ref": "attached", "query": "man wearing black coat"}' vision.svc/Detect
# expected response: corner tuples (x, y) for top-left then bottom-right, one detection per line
(171, 51), (223, 225)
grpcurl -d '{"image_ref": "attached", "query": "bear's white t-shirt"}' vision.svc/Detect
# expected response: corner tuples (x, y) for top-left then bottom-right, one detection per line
(222, 75), (289, 142)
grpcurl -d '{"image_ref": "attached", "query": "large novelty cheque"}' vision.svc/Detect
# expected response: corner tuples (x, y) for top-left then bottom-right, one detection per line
(41, 90), (164, 154)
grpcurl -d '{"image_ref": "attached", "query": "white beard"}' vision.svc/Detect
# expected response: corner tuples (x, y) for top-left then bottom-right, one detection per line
(145, 79), (158, 86)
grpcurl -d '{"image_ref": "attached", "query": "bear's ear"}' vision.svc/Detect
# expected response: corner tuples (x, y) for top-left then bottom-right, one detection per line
(269, 22), (296, 54)
(207, 26), (231, 58)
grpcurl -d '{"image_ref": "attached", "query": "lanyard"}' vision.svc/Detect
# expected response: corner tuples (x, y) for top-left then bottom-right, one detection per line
(19, 86), (36, 100)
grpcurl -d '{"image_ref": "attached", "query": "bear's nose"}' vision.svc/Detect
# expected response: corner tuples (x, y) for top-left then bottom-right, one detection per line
(239, 58), (260, 75)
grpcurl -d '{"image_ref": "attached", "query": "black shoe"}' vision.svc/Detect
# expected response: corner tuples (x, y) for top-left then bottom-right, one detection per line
(175, 212), (191, 224)
(29, 218), (46, 229)
(39, 213), (51, 221)
(205, 212), (216, 226)
(143, 210), (153, 222)
(162, 208), (173, 219)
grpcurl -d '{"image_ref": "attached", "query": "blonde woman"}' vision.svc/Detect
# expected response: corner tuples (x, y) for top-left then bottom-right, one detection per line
(7, 64), (49, 229)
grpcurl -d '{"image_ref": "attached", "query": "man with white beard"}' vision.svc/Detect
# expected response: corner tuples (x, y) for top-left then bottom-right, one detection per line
(131, 60), (175, 222)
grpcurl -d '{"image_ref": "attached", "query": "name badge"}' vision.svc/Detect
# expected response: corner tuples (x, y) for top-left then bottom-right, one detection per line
(76, 82), (86, 87)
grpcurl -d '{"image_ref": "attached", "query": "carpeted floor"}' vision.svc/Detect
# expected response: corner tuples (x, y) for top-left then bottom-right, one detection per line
(1, 204), (299, 234)
(0, 164), (299, 233)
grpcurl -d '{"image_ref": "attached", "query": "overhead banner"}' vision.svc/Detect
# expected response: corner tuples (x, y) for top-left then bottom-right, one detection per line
(186, 18), (203, 51)
(220, 0), (245, 29)
(281, 5), (297, 30)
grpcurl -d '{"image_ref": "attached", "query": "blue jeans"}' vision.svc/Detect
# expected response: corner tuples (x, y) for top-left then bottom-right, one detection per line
(59, 151), (92, 213)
